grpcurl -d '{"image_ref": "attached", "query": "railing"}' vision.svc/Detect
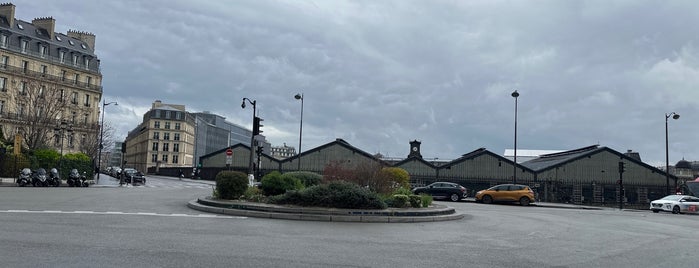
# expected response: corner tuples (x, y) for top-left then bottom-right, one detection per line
(0, 110), (99, 130)
(0, 63), (102, 92)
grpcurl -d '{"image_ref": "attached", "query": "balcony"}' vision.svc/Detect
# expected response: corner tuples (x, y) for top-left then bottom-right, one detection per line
(0, 64), (102, 92)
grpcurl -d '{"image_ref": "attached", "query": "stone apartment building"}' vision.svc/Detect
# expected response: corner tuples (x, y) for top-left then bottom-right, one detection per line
(0, 3), (102, 154)
(124, 100), (196, 172)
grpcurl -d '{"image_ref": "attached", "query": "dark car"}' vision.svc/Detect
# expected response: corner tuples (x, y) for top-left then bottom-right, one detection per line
(122, 168), (146, 184)
(412, 182), (467, 202)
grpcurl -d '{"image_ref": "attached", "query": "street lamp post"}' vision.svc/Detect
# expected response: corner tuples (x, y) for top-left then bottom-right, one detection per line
(242, 98), (256, 181)
(55, 121), (73, 172)
(294, 93), (303, 171)
(511, 90), (519, 184)
(98, 100), (117, 181)
(665, 112), (680, 195)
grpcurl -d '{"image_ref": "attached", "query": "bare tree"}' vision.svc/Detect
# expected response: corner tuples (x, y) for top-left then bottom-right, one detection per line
(10, 80), (64, 150)
(81, 121), (115, 159)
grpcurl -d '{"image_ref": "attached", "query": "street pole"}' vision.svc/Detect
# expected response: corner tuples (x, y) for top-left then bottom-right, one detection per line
(294, 93), (303, 171)
(242, 98), (256, 182)
(98, 100), (117, 182)
(511, 90), (519, 184)
(665, 112), (679, 195)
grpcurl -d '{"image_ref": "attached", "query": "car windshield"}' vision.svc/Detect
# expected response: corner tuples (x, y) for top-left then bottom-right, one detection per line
(660, 195), (683, 201)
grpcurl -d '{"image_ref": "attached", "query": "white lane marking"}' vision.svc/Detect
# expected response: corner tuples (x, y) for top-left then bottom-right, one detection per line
(0, 210), (243, 219)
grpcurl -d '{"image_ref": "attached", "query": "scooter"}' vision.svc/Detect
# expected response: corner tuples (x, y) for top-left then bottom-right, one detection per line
(48, 168), (61, 187)
(67, 169), (89, 187)
(32, 168), (49, 187)
(17, 168), (32, 187)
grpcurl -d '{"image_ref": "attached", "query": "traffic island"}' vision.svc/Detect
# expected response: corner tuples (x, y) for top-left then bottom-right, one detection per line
(188, 197), (464, 223)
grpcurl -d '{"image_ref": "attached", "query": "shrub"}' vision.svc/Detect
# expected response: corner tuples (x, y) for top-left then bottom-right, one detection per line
(271, 180), (387, 209)
(392, 194), (409, 208)
(378, 167), (410, 190)
(420, 194), (433, 208)
(215, 171), (248, 200)
(283, 171), (322, 187)
(243, 186), (266, 202)
(391, 187), (413, 196)
(408, 195), (421, 208)
(260, 171), (304, 196)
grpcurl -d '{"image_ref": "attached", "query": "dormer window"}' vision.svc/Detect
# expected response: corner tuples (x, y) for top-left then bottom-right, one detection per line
(20, 40), (28, 53)
(59, 51), (65, 63)
(39, 45), (47, 58)
(56, 36), (62, 41)
(17, 24), (23, 30)
(68, 40), (74, 46)
(80, 43), (87, 49)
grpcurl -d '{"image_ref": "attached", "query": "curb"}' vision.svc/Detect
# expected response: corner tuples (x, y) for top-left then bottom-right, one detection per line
(188, 197), (465, 223)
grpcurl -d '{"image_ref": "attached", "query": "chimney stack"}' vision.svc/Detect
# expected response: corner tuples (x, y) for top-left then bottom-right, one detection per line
(67, 29), (96, 50)
(32, 17), (55, 40)
(0, 3), (15, 28)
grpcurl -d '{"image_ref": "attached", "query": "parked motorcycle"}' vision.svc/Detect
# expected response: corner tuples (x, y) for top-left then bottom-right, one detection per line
(32, 168), (49, 187)
(67, 169), (88, 187)
(16, 168), (32, 187)
(48, 168), (61, 187)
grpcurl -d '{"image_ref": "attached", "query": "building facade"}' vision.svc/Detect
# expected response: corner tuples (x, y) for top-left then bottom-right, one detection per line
(270, 143), (296, 159)
(192, 111), (251, 165)
(124, 100), (195, 172)
(0, 3), (102, 154)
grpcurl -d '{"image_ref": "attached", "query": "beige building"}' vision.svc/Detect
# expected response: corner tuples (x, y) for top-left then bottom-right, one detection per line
(0, 3), (102, 154)
(124, 100), (195, 172)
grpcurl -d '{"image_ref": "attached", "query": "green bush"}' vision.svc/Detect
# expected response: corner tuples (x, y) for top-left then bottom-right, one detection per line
(420, 194), (433, 208)
(391, 187), (413, 196)
(408, 195), (421, 208)
(283, 171), (322, 187)
(271, 181), (387, 209)
(261, 171), (303, 196)
(392, 194), (409, 208)
(215, 171), (248, 200)
(243, 186), (266, 202)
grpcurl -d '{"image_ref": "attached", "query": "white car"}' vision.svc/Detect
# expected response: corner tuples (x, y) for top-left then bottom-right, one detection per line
(649, 195), (699, 214)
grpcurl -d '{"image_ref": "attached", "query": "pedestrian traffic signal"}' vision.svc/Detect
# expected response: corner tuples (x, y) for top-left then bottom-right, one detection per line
(253, 116), (264, 136)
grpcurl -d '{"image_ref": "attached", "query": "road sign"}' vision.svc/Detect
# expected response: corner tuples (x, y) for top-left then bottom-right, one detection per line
(226, 148), (233, 156)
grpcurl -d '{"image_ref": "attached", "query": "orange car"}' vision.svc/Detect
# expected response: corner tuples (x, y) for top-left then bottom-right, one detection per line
(475, 184), (535, 206)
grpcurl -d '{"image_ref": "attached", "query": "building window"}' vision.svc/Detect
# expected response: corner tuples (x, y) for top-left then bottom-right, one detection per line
(38, 86), (45, 98)
(0, 35), (6, 48)
(71, 92), (78, 104)
(86, 76), (91, 87)
(153, 132), (159, 140)
(61, 70), (66, 81)
(21, 60), (28, 73)
(174, 133), (180, 141)
(151, 154), (157, 162)
(81, 134), (86, 145)
(84, 57), (90, 69)
(84, 95), (90, 107)
(59, 89), (65, 102)
(1, 55), (7, 68)
(17, 103), (25, 117)
(41, 65), (47, 76)
(72, 54), (78, 66)
(162, 155), (168, 162)
(173, 143), (179, 152)
(0, 77), (6, 92)
(0, 100), (4, 113)
(152, 142), (158, 151)
(163, 133), (170, 140)
(165, 111), (171, 119)
(71, 111), (76, 123)
(73, 74), (79, 85)
(164, 122), (170, 129)
(154, 121), (160, 128)
(172, 155), (178, 164)
(174, 123), (180, 130)
(39, 45), (47, 58)
(83, 114), (88, 124)
(20, 40), (27, 53)
(19, 82), (26, 95)
(59, 51), (65, 63)
(68, 134), (74, 148)
(163, 143), (169, 152)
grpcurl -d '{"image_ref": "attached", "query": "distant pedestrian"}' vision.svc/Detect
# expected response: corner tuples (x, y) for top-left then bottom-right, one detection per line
(178, 169), (183, 180)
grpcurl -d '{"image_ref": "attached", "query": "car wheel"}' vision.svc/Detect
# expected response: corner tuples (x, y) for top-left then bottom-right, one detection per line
(450, 193), (460, 202)
(482, 195), (493, 204)
(519, 197), (530, 206)
(651, 209), (660, 213)
(672, 206), (680, 214)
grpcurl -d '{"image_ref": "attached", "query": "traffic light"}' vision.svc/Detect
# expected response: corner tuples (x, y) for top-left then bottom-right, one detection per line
(253, 116), (264, 136)
(618, 161), (625, 173)
(121, 142), (126, 153)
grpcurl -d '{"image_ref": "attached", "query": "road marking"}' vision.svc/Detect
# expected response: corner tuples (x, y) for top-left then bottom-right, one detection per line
(0, 210), (244, 219)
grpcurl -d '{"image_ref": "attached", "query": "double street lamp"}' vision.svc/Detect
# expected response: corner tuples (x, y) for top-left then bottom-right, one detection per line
(294, 93), (304, 171)
(55, 120), (73, 172)
(511, 90), (519, 184)
(241, 98), (256, 180)
(665, 112), (680, 195)
(98, 100), (117, 181)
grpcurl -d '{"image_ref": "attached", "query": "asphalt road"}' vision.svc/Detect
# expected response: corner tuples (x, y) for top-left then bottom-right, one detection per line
(0, 175), (697, 267)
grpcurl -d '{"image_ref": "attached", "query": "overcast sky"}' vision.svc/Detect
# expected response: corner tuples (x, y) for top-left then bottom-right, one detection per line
(13, 0), (699, 166)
